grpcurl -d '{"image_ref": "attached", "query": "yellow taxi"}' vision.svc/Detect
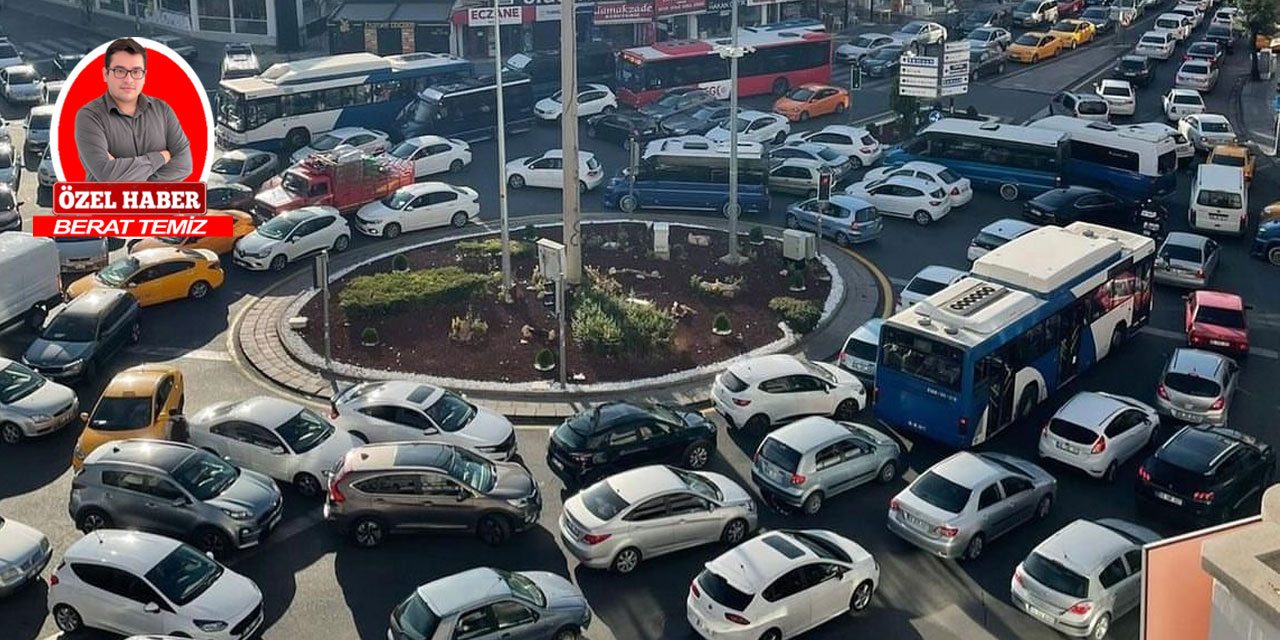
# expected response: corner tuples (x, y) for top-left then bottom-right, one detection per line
(68, 247), (225, 307)
(1048, 19), (1096, 49)
(1261, 200), (1280, 225)
(128, 210), (257, 255)
(1207, 144), (1255, 181)
(1008, 32), (1064, 63)
(73, 364), (184, 470)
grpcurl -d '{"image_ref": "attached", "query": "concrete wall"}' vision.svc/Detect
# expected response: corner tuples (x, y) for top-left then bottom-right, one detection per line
(1210, 579), (1280, 640)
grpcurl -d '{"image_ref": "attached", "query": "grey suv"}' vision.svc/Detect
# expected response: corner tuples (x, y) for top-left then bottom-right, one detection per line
(22, 288), (140, 382)
(324, 441), (541, 548)
(69, 439), (284, 557)
(752, 417), (903, 515)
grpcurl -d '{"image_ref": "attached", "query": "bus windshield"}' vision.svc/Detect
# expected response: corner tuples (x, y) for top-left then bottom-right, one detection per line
(216, 88), (244, 131)
(880, 325), (964, 392)
(618, 60), (644, 91)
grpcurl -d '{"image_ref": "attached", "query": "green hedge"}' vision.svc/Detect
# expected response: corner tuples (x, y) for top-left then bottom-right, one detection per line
(573, 287), (674, 355)
(339, 266), (491, 319)
(769, 297), (821, 334)
(455, 238), (531, 259)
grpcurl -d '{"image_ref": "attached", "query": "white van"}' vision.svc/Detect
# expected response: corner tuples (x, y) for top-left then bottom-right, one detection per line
(0, 233), (64, 331)
(1190, 164), (1247, 235)
(1154, 13), (1191, 40)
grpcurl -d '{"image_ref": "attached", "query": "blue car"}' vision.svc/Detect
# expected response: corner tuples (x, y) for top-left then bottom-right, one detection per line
(1251, 218), (1280, 265)
(785, 195), (883, 246)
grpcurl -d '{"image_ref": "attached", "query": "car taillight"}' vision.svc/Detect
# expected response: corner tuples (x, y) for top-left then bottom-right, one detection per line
(1068, 601), (1094, 616)
(1041, 423), (1049, 438)
(209, 261), (222, 270)
(1138, 465), (1151, 482)
(958, 417), (969, 435)
(1156, 383), (1170, 400)
(725, 613), (751, 625)
(889, 498), (901, 512)
(935, 525), (959, 538)
(1014, 569), (1024, 586)
(790, 473), (806, 486)
(860, 147), (873, 153)
(1210, 397), (1224, 410)
(1195, 269), (1204, 278)
(328, 470), (349, 503)
(1193, 490), (1215, 503)
(1184, 54), (1191, 60)
(583, 532), (612, 545)
(568, 452), (596, 465)
(48, 573), (58, 586)
(929, 201), (942, 206)
(732, 398), (751, 407)
(691, 582), (701, 598)
(1091, 437), (1106, 455)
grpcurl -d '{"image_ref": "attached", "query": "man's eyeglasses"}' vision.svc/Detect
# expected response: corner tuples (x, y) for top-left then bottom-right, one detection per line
(108, 67), (146, 79)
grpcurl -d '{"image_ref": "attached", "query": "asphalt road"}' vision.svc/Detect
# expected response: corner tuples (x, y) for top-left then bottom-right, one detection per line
(2, 4), (1279, 640)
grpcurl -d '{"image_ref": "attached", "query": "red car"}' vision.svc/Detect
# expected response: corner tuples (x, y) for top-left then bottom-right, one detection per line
(1057, 0), (1085, 15)
(1185, 290), (1250, 357)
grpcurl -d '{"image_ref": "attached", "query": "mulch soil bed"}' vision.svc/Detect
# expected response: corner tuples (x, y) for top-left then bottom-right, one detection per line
(299, 222), (831, 383)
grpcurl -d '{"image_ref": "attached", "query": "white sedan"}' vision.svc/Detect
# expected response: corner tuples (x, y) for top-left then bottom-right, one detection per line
(188, 396), (362, 497)
(1095, 79), (1136, 116)
(1174, 59), (1219, 93)
(1135, 30), (1176, 60)
(786, 125), (882, 168)
(862, 160), (972, 207)
(835, 33), (896, 63)
(0, 356), (78, 444)
(706, 110), (791, 145)
(1178, 113), (1238, 151)
(1038, 391), (1159, 482)
(506, 149), (605, 191)
(387, 135), (471, 178)
(290, 126), (390, 164)
(355, 182), (479, 238)
(535, 83), (617, 120)
(844, 175), (952, 226)
(1162, 88), (1205, 121)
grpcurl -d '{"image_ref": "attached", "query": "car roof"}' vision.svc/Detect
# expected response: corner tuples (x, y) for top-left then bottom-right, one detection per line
(1054, 392), (1128, 432)
(979, 217), (1039, 239)
(931, 451), (1003, 489)
(64, 530), (183, 573)
(880, 175), (938, 191)
(1196, 113), (1230, 124)
(768, 417), (854, 452)
(90, 439), (198, 471)
(102, 364), (177, 397)
(1169, 88), (1200, 96)
(777, 157), (823, 171)
(1099, 79), (1131, 89)
(1168, 347), (1231, 378)
(1163, 231), (1208, 249)
(899, 160), (950, 175)
(707, 531), (821, 590)
(1033, 519), (1141, 574)
(829, 194), (874, 210)
(727, 354), (812, 382)
(4, 65), (36, 74)
(131, 247), (208, 266)
(354, 380), (444, 407)
(1120, 54), (1149, 62)
(785, 142), (829, 155)
(62, 288), (131, 317)
(30, 105), (56, 116)
(738, 109), (774, 119)
(850, 317), (885, 343)
(417, 567), (514, 615)
(913, 264), (967, 284)
(1192, 289), (1244, 310)
(399, 181), (457, 195)
(210, 396), (305, 429)
(1212, 144), (1249, 157)
(815, 124), (869, 137)
(346, 441), (455, 471)
(606, 465), (687, 502)
(324, 126), (377, 138)
(1159, 424), (1258, 470)
(283, 205), (340, 221)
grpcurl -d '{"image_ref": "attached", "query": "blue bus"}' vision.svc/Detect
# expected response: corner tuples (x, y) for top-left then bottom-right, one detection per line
(602, 136), (771, 216)
(1028, 116), (1179, 201)
(886, 119), (1067, 202)
(874, 222), (1155, 448)
(215, 52), (472, 151)
(397, 74), (535, 143)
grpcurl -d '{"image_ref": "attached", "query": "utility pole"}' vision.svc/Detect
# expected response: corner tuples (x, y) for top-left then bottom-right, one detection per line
(494, 0), (513, 300)
(562, 0), (582, 285)
(717, 1), (749, 265)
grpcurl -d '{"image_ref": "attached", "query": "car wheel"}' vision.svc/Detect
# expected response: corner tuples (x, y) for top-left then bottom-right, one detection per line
(618, 194), (638, 213)
(1, 422), (24, 445)
(836, 231), (851, 247)
(24, 305), (46, 331)
(744, 414), (770, 432)
(1035, 494), (1053, 520)
(1018, 385), (1039, 419)
(1268, 246), (1280, 266)
(786, 213), (801, 229)
(834, 398), (860, 419)
(188, 280), (211, 300)
(802, 491), (824, 515)
(760, 630), (782, 640)
(773, 131), (787, 145)
(52, 604), (83, 633)
(82, 359), (97, 381)
(579, 180), (589, 193)
(682, 441), (712, 470)
(1103, 461), (1119, 483)
(799, 111), (810, 121)
(1091, 613), (1112, 640)
(603, 104), (616, 114)
(194, 527), (233, 558)
(612, 546), (642, 573)
(351, 516), (386, 548)
(1031, 55), (1039, 63)
(586, 125), (598, 139)
(913, 210), (933, 226)
(294, 472), (323, 498)
(451, 212), (469, 228)
(850, 580), (875, 613)
(449, 159), (465, 173)
(508, 174), (525, 189)
(552, 627), (581, 640)
(332, 234), (350, 253)
(836, 102), (847, 113)
(269, 254), (288, 272)
(477, 514), (511, 546)
(878, 460), (899, 483)
(77, 508), (112, 532)
(1000, 183), (1019, 201)
(963, 532), (986, 561)
(721, 518), (749, 545)
(772, 77), (789, 96)
(1109, 322), (1128, 353)
(850, 156), (863, 169)
(383, 223), (402, 240)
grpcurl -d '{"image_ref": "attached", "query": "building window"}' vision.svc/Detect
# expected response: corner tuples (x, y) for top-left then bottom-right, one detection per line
(101, 0), (127, 13)
(161, 0), (191, 14)
(198, 0), (232, 32)
(233, 0), (268, 34)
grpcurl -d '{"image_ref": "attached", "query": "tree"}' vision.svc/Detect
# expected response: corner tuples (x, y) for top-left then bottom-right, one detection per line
(1240, 0), (1280, 80)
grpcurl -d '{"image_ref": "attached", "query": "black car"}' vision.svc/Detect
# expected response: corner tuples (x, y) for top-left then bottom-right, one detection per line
(1204, 24), (1236, 53)
(53, 53), (85, 79)
(585, 111), (669, 148)
(1079, 6), (1114, 32)
(0, 185), (21, 232)
(1112, 55), (1154, 86)
(207, 183), (256, 212)
(546, 401), (717, 486)
(662, 104), (737, 136)
(21, 288), (141, 382)
(1185, 41), (1224, 68)
(861, 45), (906, 78)
(970, 47), (1008, 79)
(960, 4), (1013, 33)
(637, 87), (717, 120)
(1137, 425), (1275, 526)
(1023, 186), (1134, 225)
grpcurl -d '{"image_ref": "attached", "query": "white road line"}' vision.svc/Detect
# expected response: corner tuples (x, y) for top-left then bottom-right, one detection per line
(127, 346), (234, 362)
(1139, 326), (1279, 360)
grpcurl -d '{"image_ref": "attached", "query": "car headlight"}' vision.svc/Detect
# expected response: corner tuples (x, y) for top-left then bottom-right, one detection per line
(0, 565), (22, 583)
(195, 620), (228, 632)
(28, 413), (53, 424)
(251, 246), (274, 258)
(63, 359), (84, 374)
(220, 507), (253, 520)
(506, 496), (534, 509)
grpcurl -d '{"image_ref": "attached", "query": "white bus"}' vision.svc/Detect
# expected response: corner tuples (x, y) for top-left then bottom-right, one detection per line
(1028, 115), (1179, 200)
(215, 52), (471, 151)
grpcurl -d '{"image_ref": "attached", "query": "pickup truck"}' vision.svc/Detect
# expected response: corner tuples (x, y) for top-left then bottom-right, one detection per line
(254, 149), (413, 218)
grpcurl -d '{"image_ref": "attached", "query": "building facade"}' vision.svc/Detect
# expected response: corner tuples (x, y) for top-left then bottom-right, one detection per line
(59, 0), (323, 48)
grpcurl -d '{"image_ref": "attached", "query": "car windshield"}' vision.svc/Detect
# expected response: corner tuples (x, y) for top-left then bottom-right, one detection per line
(172, 451), (241, 500)
(1103, 87), (1129, 97)
(1173, 94), (1202, 105)
(1196, 189), (1242, 208)
(499, 569), (546, 607)
(1083, 8), (1107, 18)
(672, 466), (723, 501)
(1119, 58), (1146, 71)
(1195, 306), (1246, 329)
(276, 409), (334, 453)
(211, 157), (244, 175)
(1183, 63), (1210, 75)
(910, 470), (972, 513)
(1211, 153), (1245, 167)
(1190, 45), (1215, 55)
(309, 133), (343, 151)
(393, 594), (440, 640)
(9, 69), (36, 84)
(1053, 21), (1075, 30)
(1160, 243), (1203, 263)
(505, 52), (532, 70)
(30, 114), (51, 130)
(97, 256), (141, 286)
(424, 392), (476, 433)
(255, 215), (298, 240)
(144, 544), (225, 606)
(816, 147), (842, 162)
(786, 88), (815, 101)
(872, 47), (901, 60)
(382, 189), (416, 210)
(855, 35), (881, 47)
(390, 141), (419, 159)
(758, 438), (803, 472)
(1199, 120), (1232, 133)
(0, 361), (45, 404)
(41, 312), (96, 342)
(1023, 552), (1089, 598)
(969, 29), (992, 40)
(906, 275), (951, 297)
(1078, 99), (1108, 114)
(89, 396), (153, 430)
(1049, 418), (1099, 444)
(0, 44), (16, 58)
(1015, 34), (1041, 46)
(581, 481), (630, 520)
(446, 446), (496, 493)
(898, 22), (925, 34)
(1018, 0), (1039, 10)
(1161, 429), (1235, 471)
(1142, 36), (1165, 45)
(1163, 371), (1222, 398)
(697, 569), (754, 611)
(846, 335), (879, 362)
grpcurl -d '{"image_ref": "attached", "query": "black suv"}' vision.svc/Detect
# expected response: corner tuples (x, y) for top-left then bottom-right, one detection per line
(1137, 425), (1275, 526)
(547, 402), (716, 486)
(585, 111), (669, 148)
(638, 88), (718, 121)
(1112, 55), (1154, 86)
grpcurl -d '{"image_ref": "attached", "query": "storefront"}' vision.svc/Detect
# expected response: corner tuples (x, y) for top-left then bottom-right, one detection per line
(589, 0), (654, 47)
(59, 0), (297, 45)
(328, 1), (453, 54)
(452, 0), (599, 58)
(653, 0), (704, 41)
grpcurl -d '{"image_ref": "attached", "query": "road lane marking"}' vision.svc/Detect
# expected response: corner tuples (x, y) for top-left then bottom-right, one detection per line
(127, 346), (233, 362)
(836, 246), (896, 318)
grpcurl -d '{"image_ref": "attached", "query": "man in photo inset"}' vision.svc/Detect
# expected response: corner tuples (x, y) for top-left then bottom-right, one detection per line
(74, 37), (192, 182)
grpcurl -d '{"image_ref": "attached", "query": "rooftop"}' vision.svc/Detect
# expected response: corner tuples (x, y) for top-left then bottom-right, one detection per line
(1200, 486), (1280, 633)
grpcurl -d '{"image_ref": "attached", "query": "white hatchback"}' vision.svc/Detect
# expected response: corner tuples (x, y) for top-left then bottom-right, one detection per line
(1095, 79), (1136, 116)
(289, 126), (390, 164)
(707, 110), (792, 145)
(862, 160), (973, 207)
(387, 135), (472, 179)
(786, 125), (883, 168)
(1038, 391), (1159, 482)
(897, 265), (968, 313)
(535, 83), (618, 120)
(712, 354), (865, 432)
(506, 149), (605, 192)
(232, 206), (350, 271)
(844, 175), (952, 226)
(354, 182), (480, 238)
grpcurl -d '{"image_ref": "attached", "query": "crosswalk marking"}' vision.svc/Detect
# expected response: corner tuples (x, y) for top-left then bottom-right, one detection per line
(15, 37), (101, 61)
(126, 346), (234, 362)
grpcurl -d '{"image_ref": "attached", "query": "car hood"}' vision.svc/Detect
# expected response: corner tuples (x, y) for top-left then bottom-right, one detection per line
(1191, 322), (1247, 343)
(208, 469), (280, 514)
(24, 339), (93, 366)
(0, 519), (45, 563)
(847, 422), (899, 450)
(525, 571), (587, 611)
(453, 406), (515, 449)
(838, 44), (873, 56)
(356, 200), (396, 220)
(6, 377), (76, 416)
(535, 98), (562, 113)
(182, 569), (262, 622)
(255, 186), (302, 211)
(488, 462), (536, 499)
(236, 232), (281, 255)
(702, 471), (752, 506)
(705, 127), (731, 142)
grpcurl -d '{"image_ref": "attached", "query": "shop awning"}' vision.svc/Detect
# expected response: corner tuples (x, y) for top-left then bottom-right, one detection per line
(332, 2), (453, 23)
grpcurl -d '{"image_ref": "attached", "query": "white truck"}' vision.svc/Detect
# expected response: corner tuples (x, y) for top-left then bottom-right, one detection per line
(0, 232), (64, 332)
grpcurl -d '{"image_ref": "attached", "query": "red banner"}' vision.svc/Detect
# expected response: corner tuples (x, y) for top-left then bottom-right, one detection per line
(52, 182), (207, 215)
(655, 0), (706, 16)
(594, 1), (653, 24)
(32, 214), (233, 238)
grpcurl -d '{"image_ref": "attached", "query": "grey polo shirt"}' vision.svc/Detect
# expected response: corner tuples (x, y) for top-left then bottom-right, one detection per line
(74, 92), (193, 182)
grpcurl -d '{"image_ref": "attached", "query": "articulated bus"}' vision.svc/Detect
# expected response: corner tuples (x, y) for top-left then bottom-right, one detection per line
(874, 222), (1156, 448)
(615, 28), (832, 108)
(215, 52), (471, 151)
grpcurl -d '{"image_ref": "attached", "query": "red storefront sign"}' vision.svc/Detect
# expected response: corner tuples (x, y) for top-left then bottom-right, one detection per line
(654, 0), (706, 16)
(594, 1), (653, 24)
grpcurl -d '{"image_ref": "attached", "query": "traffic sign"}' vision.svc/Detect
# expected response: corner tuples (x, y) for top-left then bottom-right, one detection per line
(941, 75), (969, 88)
(899, 85), (940, 98)
(940, 84), (970, 97)
(899, 76), (940, 88)
(900, 55), (938, 67)
(944, 41), (970, 52)
(944, 51), (969, 63)
(943, 62), (970, 77)
(900, 65), (939, 77)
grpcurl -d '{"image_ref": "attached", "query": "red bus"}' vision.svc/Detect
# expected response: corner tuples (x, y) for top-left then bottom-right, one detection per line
(616, 29), (833, 108)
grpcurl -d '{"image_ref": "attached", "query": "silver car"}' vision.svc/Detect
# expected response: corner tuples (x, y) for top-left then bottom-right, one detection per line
(1154, 348), (1239, 426)
(388, 568), (591, 640)
(770, 157), (827, 197)
(888, 451), (1057, 561)
(1012, 519), (1160, 639)
(784, 195), (883, 246)
(0, 356), (80, 444)
(53, 236), (109, 273)
(0, 515), (51, 597)
(771, 142), (853, 180)
(753, 417), (902, 514)
(1154, 232), (1219, 288)
(560, 464), (756, 573)
(838, 317), (884, 378)
(330, 380), (518, 460)
(69, 439), (284, 557)
(208, 148), (279, 190)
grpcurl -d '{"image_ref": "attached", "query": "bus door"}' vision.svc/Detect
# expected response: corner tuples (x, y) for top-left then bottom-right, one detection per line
(974, 351), (1017, 444)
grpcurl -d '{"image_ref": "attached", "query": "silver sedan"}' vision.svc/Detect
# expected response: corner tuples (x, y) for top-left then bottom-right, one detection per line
(1154, 232), (1219, 288)
(888, 451), (1057, 561)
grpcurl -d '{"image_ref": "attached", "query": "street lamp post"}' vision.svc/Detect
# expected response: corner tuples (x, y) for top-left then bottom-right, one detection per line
(562, 0), (582, 286)
(494, 0), (513, 300)
(716, 2), (751, 266)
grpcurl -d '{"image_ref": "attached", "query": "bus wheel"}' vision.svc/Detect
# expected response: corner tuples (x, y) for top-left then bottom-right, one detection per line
(772, 77), (789, 96)
(999, 184), (1019, 201)
(286, 128), (310, 150)
(618, 194), (638, 213)
(1110, 322), (1128, 353)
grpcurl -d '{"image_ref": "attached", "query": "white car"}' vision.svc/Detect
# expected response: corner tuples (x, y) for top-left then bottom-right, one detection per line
(863, 160), (973, 207)
(893, 20), (949, 46)
(1135, 30), (1176, 59)
(1170, 5), (1202, 28)
(844, 175), (952, 226)
(354, 182), (480, 238)
(387, 135), (471, 178)
(289, 126), (390, 164)
(0, 516), (51, 597)
(786, 125), (882, 168)
(330, 380), (519, 460)
(897, 265), (968, 313)
(1179, 113), (1237, 151)
(688, 529), (879, 640)
(0, 356), (79, 444)
(1126, 122), (1194, 162)
(1154, 13), (1191, 40)
(711, 354), (866, 432)
(1175, 59), (1219, 92)
(535, 83), (617, 120)
(42, 80), (64, 106)
(1162, 88), (1205, 121)
(835, 33), (896, 63)
(48, 530), (263, 639)
(1038, 391), (1159, 481)
(232, 206), (350, 271)
(707, 110), (791, 145)
(506, 149), (605, 192)
(1, 65), (42, 104)
(188, 396), (363, 497)
(968, 27), (1013, 50)
(0, 40), (23, 70)
(968, 218), (1040, 261)
(1095, 79), (1136, 116)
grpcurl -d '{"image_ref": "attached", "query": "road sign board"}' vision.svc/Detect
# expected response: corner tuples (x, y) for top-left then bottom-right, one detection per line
(941, 74), (969, 87)
(900, 65), (939, 77)
(944, 51), (969, 63)
(899, 75), (940, 88)
(943, 62), (970, 77)
(899, 85), (940, 98)
(900, 55), (938, 67)
(940, 84), (970, 97)
(944, 40), (970, 52)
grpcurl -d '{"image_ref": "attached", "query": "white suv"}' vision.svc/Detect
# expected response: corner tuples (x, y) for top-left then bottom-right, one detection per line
(712, 354), (866, 431)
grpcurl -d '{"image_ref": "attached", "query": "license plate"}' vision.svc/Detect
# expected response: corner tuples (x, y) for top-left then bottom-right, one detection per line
(1172, 409), (1196, 421)
(903, 512), (927, 529)
(1209, 340), (1229, 347)
(1056, 441), (1079, 455)
(1027, 604), (1055, 623)
(1155, 491), (1184, 505)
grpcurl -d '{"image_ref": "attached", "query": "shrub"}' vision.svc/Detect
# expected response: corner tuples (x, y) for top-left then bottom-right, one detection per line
(339, 266), (491, 319)
(573, 287), (674, 355)
(769, 297), (821, 334)
(360, 327), (380, 346)
(449, 309), (489, 343)
(712, 312), (732, 335)
(455, 238), (530, 259)
(390, 254), (409, 272)
(572, 295), (623, 354)
(535, 348), (556, 371)
(788, 269), (806, 291)
(748, 226), (765, 244)
(521, 224), (539, 242)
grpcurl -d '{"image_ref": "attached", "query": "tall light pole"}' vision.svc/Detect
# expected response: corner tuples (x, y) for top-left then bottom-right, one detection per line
(494, 0), (513, 299)
(717, 2), (750, 265)
(561, 0), (582, 285)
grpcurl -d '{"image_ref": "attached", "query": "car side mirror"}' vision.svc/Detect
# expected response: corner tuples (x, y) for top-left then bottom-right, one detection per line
(456, 490), (469, 502)
(272, 445), (287, 455)
(144, 602), (161, 614)
(80, 411), (89, 423)
(170, 496), (190, 508)
(422, 426), (439, 435)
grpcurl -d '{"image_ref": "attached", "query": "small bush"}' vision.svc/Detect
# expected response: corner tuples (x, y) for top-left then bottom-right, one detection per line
(449, 309), (489, 343)
(455, 238), (531, 259)
(769, 297), (822, 334)
(573, 286), (675, 355)
(572, 295), (624, 354)
(339, 266), (491, 319)
(521, 224), (539, 242)
(360, 327), (380, 346)
(712, 312), (732, 335)
(535, 348), (556, 371)
(749, 226), (765, 244)
(390, 254), (409, 272)
(789, 269), (806, 291)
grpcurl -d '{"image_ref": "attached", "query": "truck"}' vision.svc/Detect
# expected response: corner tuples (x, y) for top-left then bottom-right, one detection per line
(0, 232), (64, 331)
(254, 149), (413, 218)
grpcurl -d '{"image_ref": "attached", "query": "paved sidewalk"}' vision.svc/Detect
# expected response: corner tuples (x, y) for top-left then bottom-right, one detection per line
(233, 213), (890, 422)
(1236, 74), (1278, 156)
